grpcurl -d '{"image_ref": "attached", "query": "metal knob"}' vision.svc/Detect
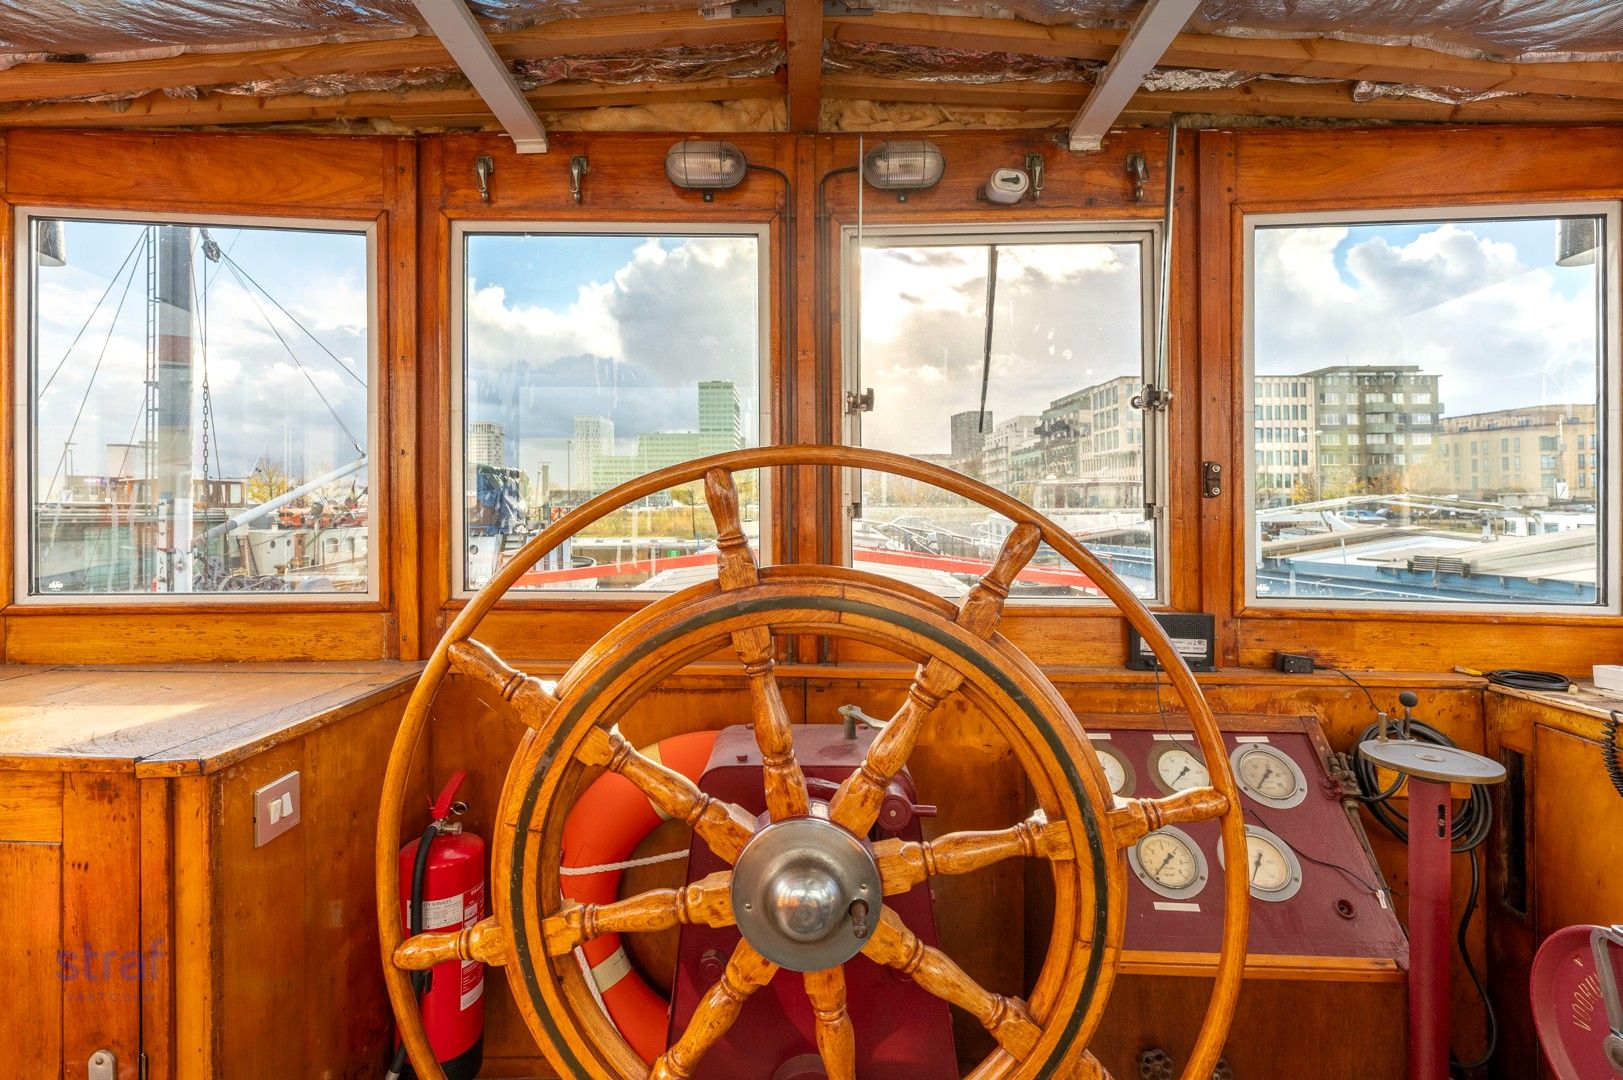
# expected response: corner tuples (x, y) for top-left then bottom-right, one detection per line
(768, 866), (843, 943)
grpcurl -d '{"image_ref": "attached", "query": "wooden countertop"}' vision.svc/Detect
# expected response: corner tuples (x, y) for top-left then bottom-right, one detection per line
(0, 661), (421, 775)
(1486, 680), (1621, 742)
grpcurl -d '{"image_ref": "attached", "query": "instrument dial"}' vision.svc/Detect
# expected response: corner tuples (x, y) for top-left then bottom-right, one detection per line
(1218, 825), (1304, 902)
(1149, 743), (1209, 795)
(1229, 744), (1309, 809)
(1091, 744), (1135, 798)
(1127, 826), (1209, 901)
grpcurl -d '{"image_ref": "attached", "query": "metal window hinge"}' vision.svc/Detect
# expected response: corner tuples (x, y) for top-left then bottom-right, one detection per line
(1131, 384), (1172, 412)
(845, 387), (874, 414)
(1202, 461), (1223, 498)
(139, 1052), (150, 1080)
(88, 1050), (116, 1080)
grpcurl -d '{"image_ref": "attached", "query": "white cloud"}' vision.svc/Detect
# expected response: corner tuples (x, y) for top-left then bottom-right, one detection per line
(1254, 221), (1599, 416)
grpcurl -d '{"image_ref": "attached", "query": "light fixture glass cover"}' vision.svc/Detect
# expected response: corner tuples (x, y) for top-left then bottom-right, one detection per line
(665, 139), (748, 190)
(1556, 217), (1598, 267)
(862, 140), (945, 191)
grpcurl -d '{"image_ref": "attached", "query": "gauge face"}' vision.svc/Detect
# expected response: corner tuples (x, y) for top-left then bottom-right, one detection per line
(1218, 825), (1304, 902)
(1127, 826), (1209, 901)
(1092, 744), (1135, 797)
(1230, 744), (1309, 809)
(1150, 743), (1210, 795)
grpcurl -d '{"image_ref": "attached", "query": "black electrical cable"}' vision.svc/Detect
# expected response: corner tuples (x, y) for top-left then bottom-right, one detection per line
(386, 821), (441, 1080)
(1483, 668), (1572, 693)
(1344, 673), (1497, 1074)
(1605, 712), (1623, 799)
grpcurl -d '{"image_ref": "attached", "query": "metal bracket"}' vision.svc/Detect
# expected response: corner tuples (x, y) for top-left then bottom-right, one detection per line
(568, 155), (589, 204)
(1202, 461), (1223, 498)
(88, 1050), (116, 1080)
(1126, 151), (1148, 202)
(1131, 383), (1172, 412)
(1024, 152), (1045, 200)
(844, 387), (874, 414)
(474, 154), (494, 202)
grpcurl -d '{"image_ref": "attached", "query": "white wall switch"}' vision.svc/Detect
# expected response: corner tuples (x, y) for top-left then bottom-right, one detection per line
(254, 771), (301, 847)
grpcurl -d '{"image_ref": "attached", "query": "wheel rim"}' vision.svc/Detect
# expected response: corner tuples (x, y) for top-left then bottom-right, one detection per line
(378, 445), (1248, 1080)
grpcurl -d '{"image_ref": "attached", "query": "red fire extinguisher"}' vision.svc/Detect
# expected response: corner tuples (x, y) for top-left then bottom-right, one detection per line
(388, 773), (485, 1080)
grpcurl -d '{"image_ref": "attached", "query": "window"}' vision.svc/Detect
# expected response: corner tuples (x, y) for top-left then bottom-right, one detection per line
(455, 227), (765, 593)
(1247, 207), (1615, 610)
(20, 213), (373, 598)
(849, 227), (1160, 600)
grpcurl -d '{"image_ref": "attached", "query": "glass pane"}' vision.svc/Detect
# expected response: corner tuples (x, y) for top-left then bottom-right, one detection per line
(1250, 215), (1605, 606)
(462, 233), (761, 592)
(855, 239), (1154, 600)
(27, 218), (371, 596)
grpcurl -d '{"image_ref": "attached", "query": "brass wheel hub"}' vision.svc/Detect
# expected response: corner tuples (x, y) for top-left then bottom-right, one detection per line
(730, 815), (882, 972)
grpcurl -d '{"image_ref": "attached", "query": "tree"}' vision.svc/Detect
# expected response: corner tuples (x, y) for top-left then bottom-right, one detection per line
(247, 458), (292, 505)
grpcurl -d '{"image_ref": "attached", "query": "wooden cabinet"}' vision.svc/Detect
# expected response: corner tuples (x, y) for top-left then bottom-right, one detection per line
(1485, 684), (1623, 1080)
(0, 663), (419, 1080)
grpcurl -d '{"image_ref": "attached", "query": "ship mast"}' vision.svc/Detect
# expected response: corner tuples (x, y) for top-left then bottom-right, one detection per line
(154, 225), (196, 591)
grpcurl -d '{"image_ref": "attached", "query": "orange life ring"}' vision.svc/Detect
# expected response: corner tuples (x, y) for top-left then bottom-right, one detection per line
(560, 729), (719, 1065)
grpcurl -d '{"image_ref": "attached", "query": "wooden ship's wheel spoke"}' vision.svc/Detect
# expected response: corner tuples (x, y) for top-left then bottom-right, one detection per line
(862, 909), (1042, 1060)
(575, 726), (757, 864)
(802, 967), (857, 1080)
(391, 916), (508, 971)
(829, 524), (1041, 835)
(540, 871), (735, 957)
(873, 815), (1075, 896)
(650, 939), (780, 1080)
(704, 466), (810, 821)
(1107, 788), (1231, 849)
(446, 638), (558, 731)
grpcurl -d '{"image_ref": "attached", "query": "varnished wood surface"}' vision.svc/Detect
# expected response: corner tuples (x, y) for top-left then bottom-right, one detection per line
(0, 662), (418, 772)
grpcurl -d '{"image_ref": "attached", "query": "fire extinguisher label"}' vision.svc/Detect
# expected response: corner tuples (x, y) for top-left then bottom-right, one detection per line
(460, 882), (486, 1011)
(419, 893), (466, 931)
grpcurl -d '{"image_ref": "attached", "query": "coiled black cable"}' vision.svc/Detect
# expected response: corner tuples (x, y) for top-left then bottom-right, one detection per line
(1605, 712), (1623, 799)
(1348, 692), (1497, 1074)
(1483, 668), (1572, 693)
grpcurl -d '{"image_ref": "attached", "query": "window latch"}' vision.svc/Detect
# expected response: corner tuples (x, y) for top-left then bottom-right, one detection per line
(845, 387), (875, 414)
(1131, 383), (1172, 412)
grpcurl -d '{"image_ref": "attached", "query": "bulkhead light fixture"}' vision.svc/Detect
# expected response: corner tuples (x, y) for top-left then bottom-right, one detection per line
(665, 140), (748, 199)
(35, 218), (65, 267)
(862, 140), (945, 196)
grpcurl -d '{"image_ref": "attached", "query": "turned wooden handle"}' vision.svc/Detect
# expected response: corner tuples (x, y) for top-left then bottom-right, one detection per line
(1108, 788), (1230, 849)
(447, 639), (557, 730)
(393, 916), (507, 971)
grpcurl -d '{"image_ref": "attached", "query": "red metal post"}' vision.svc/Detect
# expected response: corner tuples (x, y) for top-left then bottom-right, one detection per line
(1407, 776), (1453, 1080)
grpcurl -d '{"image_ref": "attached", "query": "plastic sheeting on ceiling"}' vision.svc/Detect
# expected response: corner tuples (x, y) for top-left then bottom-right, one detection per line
(4, 0), (1622, 86)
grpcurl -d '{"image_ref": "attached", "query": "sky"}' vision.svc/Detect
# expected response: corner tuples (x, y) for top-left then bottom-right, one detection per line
(859, 240), (1145, 458)
(1252, 216), (1600, 417)
(32, 219), (369, 496)
(464, 233), (762, 482)
(29, 215), (1603, 496)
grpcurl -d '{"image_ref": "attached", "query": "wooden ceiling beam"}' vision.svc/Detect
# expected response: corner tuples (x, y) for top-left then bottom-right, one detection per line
(0, 11), (779, 106)
(784, 0), (824, 131)
(823, 74), (1623, 125)
(0, 74), (784, 129)
(830, 13), (1623, 103)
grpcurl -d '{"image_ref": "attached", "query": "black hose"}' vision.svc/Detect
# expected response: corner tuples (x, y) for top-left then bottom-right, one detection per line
(387, 821), (441, 1080)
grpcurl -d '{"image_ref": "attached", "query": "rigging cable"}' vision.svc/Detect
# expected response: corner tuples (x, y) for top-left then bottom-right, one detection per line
(43, 229), (148, 504)
(1342, 669), (1497, 1074)
(220, 259), (364, 454)
(218, 248), (366, 388)
(38, 228), (146, 398)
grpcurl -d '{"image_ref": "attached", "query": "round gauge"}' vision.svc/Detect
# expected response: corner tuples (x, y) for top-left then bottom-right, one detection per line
(1091, 743), (1136, 798)
(1149, 743), (1210, 795)
(1218, 825), (1304, 902)
(1127, 826), (1209, 901)
(1229, 743), (1309, 809)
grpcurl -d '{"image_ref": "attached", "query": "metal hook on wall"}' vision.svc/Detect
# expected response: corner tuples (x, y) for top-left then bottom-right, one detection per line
(569, 155), (589, 203)
(474, 155), (494, 202)
(1126, 152), (1148, 202)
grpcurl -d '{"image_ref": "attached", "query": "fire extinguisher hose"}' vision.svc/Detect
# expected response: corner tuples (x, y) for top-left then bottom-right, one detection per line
(386, 820), (442, 1080)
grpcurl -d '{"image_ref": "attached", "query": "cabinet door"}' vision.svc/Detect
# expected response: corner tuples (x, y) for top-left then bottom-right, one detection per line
(0, 770), (143, 1080)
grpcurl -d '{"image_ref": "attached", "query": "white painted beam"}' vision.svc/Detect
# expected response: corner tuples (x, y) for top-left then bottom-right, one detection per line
(413, 0), (548, 153)
(1067, 0), (1201, 152)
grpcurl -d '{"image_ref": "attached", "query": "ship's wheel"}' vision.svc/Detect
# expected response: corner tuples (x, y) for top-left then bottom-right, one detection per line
(378, 445), (1248, 1080)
